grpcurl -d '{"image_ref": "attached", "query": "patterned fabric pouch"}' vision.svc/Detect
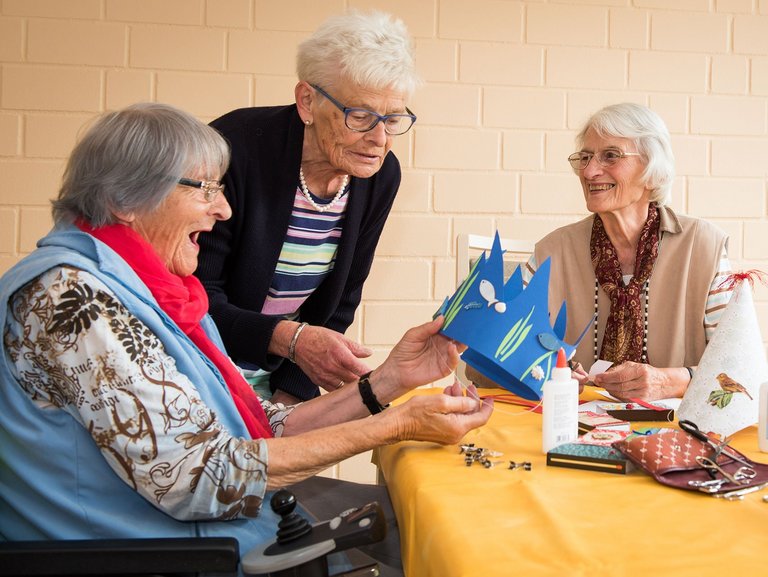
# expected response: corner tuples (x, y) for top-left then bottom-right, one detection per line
(612, 429), (768, 495)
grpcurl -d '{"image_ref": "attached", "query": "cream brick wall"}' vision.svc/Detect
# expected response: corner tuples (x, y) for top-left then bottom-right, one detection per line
(2, 0), (768, 485)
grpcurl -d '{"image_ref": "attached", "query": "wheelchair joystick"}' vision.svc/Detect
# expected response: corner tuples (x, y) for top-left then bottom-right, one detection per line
(241, 489), (387, 577)
(272, 489), (312, 544)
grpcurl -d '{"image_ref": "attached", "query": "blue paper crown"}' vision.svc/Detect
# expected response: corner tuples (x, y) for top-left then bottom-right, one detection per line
(437, 232), (587, 400)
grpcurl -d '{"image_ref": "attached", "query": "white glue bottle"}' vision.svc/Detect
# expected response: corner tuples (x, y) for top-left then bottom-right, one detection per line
(542, 348), (579, 454)
(759, 380), (768, 452)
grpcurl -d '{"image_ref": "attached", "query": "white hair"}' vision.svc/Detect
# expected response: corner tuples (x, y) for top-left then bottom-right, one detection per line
(296, 10), (420, 99)
(576, 102), (675, 205)
(53, 103), (229, 226)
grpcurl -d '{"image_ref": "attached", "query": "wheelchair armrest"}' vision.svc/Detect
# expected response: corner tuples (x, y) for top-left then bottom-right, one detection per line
(0, 536), (239, 577)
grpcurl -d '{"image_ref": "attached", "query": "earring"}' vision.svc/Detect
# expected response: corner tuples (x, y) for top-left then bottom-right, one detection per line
(304, 119), (312, 126)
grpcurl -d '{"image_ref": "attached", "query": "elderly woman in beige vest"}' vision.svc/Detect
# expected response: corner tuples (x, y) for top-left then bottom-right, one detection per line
(545, 102), (734, 401)
(470, 103), (732, 401)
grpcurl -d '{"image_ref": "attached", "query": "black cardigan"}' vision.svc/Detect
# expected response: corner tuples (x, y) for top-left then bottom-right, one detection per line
(196, 105), (401, 400)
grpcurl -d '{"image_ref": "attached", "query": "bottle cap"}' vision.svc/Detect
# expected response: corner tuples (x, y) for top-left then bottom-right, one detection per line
(556, 348), (567, 368)
(551, 348), (571, 381)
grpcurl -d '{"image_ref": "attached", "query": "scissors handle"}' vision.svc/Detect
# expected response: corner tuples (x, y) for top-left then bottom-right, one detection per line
(696, 456), (742, 484)
(679, 419), (753, 468)
(678, 419), (709, 443)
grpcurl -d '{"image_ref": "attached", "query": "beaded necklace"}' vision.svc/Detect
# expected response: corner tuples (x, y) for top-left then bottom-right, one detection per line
(299, 167), (349, 213)
(593, 278), (649, 363)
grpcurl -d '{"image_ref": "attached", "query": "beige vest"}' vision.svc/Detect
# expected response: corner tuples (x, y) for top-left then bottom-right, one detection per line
(535, 205), (727, 369)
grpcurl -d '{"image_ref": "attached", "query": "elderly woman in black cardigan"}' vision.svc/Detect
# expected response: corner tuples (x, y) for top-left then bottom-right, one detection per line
(197, 10), (419, 404)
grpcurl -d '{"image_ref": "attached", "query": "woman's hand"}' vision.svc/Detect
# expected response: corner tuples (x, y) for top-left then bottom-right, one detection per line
(375, 316), (466, 395)
(280, 319), (468, 434)
(293, 325), (373, 391)
(593, 361), (689, 401)
(266, 377), (493, 486)
(389, 381), (493, 445)
(569, 361), (589, 394)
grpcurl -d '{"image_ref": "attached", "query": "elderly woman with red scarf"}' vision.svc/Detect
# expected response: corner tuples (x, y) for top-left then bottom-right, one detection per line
(0, 103), (491, 568)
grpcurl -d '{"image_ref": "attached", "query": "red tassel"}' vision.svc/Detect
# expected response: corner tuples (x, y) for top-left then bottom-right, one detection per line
(716, 269), (768, 292)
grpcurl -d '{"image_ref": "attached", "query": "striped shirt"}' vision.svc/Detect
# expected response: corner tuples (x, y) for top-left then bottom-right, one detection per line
(261, 186), (349, 317)
(702, 246), (733, 341)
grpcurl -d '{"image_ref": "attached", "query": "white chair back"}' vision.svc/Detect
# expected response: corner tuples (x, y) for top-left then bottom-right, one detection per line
(456, 233), (535, 288)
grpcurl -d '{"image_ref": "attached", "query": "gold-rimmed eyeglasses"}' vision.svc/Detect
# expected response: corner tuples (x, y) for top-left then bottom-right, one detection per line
(567, 149), (642, 171)
(178, 177), (225, 203)
(311, 84), (417, 136)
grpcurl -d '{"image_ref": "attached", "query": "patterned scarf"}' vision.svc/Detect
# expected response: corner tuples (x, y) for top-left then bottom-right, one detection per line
(591, 203), (660, 364)
(78, 221), (273, 439)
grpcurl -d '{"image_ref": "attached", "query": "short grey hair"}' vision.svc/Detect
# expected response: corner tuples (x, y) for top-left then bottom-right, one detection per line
(53, 102), (230, 227)
(576, 102), (675, 206)
(296, 10), (420, 99)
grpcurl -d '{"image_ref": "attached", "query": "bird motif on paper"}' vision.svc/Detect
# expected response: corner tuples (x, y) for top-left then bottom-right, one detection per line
(716, 373), (753, 399)
(707, 372), (753, 409)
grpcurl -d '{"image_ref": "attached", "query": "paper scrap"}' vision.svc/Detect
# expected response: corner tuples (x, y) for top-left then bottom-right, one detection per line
(588, 359), (613, 377)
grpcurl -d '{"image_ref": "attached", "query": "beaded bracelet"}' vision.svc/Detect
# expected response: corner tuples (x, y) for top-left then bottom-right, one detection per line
(288, 322), (308, 364)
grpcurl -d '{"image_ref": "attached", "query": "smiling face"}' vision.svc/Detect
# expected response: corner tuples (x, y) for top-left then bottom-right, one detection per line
(578, 128), (651, 218)
(127, 173), (231, 277)
(309, 82), (407, 179)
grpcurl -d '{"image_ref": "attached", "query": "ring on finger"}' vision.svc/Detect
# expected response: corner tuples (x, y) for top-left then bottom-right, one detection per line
(338, 380), (345, 389)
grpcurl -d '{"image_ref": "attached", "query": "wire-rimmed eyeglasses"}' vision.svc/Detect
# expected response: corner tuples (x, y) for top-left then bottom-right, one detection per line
(178, 177), (225, 203)
(567, 149), (642, 170)
(311, 84), (417, 136)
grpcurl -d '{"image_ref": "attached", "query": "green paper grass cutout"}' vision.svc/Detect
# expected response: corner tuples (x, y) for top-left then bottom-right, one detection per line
(444, 258), (482, 328)
(496, 306), (534, 362)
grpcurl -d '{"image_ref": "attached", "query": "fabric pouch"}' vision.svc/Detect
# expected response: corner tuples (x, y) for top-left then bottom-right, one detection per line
(612, 428), (768, 495)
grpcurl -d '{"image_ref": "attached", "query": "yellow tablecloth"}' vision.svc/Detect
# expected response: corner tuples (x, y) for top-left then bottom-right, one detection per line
(377, 388), (768, 577)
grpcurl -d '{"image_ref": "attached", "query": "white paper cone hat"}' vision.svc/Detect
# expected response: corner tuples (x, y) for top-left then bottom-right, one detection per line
(678, 280), (768, 437)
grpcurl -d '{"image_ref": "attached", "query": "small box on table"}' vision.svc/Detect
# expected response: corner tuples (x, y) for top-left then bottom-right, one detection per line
(546, 429), (633, 475)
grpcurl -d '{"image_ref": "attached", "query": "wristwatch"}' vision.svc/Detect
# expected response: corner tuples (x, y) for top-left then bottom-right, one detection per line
(358, 372), (389, 415)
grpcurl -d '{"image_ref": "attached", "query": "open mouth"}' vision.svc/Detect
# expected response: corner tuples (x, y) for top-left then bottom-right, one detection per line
(189, 231), (201, 247)
(589, 184), (615, 192)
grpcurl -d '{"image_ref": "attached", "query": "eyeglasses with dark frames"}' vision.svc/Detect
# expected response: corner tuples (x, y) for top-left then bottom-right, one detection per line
(310, 84), (417, 136)
(567, 149), (642, 171)
(178, 177), (225, 203)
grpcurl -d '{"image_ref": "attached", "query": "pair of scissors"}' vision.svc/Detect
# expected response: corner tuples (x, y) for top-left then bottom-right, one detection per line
(679, 419), (752, 468)
(695, 455), (756, 485)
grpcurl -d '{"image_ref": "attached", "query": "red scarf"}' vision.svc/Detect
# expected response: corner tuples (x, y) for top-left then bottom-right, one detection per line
(591, 203), (660, 364)
(78, 221), (273, 439)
